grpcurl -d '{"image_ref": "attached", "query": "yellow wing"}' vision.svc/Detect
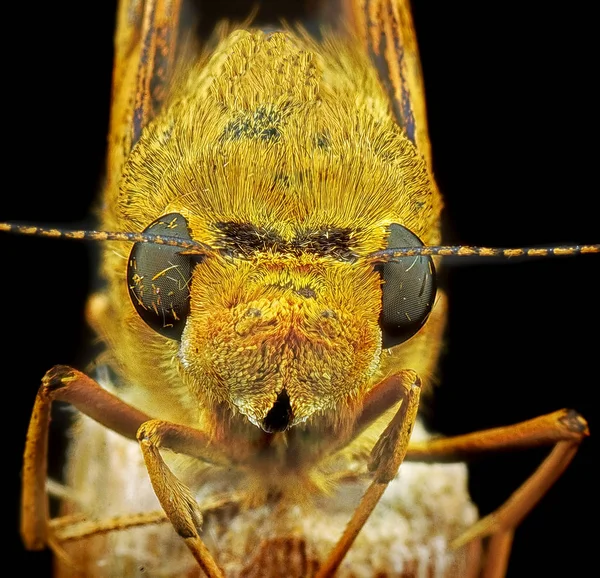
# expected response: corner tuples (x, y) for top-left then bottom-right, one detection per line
(105, 0), (183, 210)
(342, 0), (433, 169)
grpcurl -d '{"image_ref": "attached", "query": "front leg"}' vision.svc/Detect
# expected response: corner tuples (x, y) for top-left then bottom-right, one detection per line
(137, 419), (226, 577)
(316, 369), (422, 578)
(20, 365), (235, 568)
(21, 365), (151, 551)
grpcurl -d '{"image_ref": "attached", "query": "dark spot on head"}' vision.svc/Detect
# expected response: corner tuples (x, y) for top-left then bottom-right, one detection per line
(292, 227), (357, 260)
(273, 172), (290, 189)
(315, 132), (330, 150)
(295, 287), (316, 299)
(260, 127), (280, 140)
(213, 222), (358, 260)
(213, 221), (283, 255)
(321, 310), (338, 319)
(221, 106), (282, 143)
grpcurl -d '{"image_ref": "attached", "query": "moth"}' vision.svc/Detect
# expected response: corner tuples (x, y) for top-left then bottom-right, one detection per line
(5, 1), (597, 577)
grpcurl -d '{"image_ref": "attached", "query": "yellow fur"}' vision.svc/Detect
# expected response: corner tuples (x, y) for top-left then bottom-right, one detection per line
(93, 28), (443, 498)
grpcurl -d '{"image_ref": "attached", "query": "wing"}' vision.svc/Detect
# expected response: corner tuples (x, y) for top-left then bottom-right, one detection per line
(105, 0), (184, 208)
(340, 0), (433, 169)
(108, 0), (432, 175)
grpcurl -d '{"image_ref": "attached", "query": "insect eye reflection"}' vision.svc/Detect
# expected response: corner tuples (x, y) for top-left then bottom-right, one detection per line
(376, 223), (437, 348)
(128, 212), (194, 339)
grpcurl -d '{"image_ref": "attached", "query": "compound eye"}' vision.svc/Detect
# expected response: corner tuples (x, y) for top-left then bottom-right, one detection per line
(376, 223), (437, 349)
(127, 213), (194, 339)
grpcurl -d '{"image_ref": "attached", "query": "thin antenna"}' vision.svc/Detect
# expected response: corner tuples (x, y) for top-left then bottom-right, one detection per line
(367, 245), (600, 261)
(1, 222), (598, 261)
(0, 223), (211, 255)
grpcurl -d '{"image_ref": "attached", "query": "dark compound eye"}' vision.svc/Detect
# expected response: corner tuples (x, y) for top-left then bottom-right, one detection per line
(376, 223), (436, 349)
(127, 213), (194, 339)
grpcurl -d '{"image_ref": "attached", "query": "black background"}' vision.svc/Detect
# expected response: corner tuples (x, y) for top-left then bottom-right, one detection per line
(4, 2), (597, 576)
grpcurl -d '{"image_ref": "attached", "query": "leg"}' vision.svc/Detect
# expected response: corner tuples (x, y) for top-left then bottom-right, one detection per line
(316, 369), (422, 578)
(21, 365), (151, 551)
(405, 409), (589, 577)
(20, 365), (234, 566)
(50, 511), (167, 542)
(137, 419), (227, 577)
(50, 492), (240, 543)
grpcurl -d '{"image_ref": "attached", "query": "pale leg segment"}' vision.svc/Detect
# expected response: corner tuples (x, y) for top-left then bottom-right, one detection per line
(405, 409), (589, 578)
(316, 369), (422, 578)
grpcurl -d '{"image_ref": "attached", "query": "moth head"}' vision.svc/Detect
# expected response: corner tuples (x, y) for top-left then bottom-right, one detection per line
(126, 214), (436, 432)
